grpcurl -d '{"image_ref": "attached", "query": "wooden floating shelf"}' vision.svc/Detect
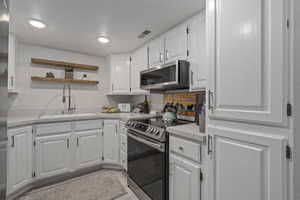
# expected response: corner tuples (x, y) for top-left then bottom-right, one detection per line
(31, 58), (99, 71)
(31, 76), (99, 85)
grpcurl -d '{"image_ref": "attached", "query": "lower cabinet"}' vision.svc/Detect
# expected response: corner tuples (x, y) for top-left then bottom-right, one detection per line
(207, 127), (288, 200)
(103, 120), (120, 164)
(35, 133), (71, 179)
(7, 126), (32, 195)
(169, 153), (201, 200)
(75, 129), (102, 169)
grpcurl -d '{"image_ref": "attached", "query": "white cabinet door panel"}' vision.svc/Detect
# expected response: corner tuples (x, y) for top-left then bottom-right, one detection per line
(207, 0), (287, 124)
(148, 37), (164, 67)
(36, 134), (71, 179)
(131, 46), (148, 94)
(110, 55), (131, 94)
(169, 154), (201, 200)
(103, 121), (119, 164)
(207, 126), (287, 200)
(165, 24), (188, 62)
(7, 126), (32, 194)
(75, 130), (102, 168)
(188, 13), (207, 90)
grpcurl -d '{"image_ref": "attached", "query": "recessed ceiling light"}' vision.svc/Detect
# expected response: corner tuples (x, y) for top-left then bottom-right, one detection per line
(0, 14), (9, 22)
(29, 19), (46, 29)
(97, 36), (110, 44)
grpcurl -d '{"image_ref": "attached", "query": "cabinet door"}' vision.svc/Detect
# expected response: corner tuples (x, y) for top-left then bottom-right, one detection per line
(169, 154), (201, 200)
(110, 55), (131, 94)
(148, 37), (164, 67)
(131, 46), (149, 94)
(165, 24), (188, 62)
(103, 121), (119, 164)
(7, 126), (32, 194)
(8, 33), (17, 93)
(36, 134), (71, 179)
(207, 127), (287, 200)
(206, 0), (288, 125)
(75, 129), (102, 169)
(188, 13), (206, 90)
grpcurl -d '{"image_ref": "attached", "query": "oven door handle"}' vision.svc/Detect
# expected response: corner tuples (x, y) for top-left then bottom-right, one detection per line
(128, 132), (165, 152)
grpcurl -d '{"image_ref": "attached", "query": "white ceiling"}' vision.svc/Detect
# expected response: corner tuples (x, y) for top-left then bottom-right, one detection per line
(10, 0), (205, 56)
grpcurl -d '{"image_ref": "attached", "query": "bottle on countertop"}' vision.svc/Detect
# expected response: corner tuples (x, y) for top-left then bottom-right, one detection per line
(143, 95), (149, 114)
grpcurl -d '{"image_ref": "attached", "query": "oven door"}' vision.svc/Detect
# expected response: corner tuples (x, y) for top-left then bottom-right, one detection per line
(127, 131), (167, 200)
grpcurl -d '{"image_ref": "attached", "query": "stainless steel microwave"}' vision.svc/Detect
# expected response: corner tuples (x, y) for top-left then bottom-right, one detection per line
(140, 60), (189, 91)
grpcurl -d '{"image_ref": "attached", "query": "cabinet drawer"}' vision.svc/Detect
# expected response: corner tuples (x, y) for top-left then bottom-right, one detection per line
(120, 151), (127, 170)
(104, 120), (119, 126)
(120, 134), (127, 152)
(36, 122), (71, 136)
(170, 136), (201, 162)
(75, 120), (103, 131)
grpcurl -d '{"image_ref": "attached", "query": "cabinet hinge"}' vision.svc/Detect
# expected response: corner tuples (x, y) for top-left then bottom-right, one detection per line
(32, 172), (36, 178)
(187, 50), (190, 57)
(287, 19), (290, 30)
(186, 27), (189, 34)
(287, 103), (292, 117)
(200, 171), (203, 181)
(286, 145), (292, 160)
(101, 156), (104, 161)
(33, 140), (36, 146)
(129, 56), (132, 62)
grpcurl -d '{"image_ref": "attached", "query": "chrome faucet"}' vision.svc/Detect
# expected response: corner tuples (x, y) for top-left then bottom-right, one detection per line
(62, 84), (76, 114)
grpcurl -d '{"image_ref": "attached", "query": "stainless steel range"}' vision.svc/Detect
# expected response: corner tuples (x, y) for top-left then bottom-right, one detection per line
(126, 118), (190, 200)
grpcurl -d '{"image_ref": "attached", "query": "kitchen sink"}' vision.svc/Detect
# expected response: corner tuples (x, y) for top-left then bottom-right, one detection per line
(39, 113), (96, 119)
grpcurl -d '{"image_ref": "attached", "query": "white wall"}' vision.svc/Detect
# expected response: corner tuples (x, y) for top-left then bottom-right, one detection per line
(7, 42), (127, 118)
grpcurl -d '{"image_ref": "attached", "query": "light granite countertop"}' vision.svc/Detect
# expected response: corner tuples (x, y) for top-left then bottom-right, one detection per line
(166, 123), (206, 143)
(7, 113), (158, 128)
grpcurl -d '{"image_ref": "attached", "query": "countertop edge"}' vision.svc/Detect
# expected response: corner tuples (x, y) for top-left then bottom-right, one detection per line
(167, 124), (206, 143)
(7, 114), (157, 128)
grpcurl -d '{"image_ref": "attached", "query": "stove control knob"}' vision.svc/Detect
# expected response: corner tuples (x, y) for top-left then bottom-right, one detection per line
(155, 130), (160, 135)
(150, 128), (154, 133)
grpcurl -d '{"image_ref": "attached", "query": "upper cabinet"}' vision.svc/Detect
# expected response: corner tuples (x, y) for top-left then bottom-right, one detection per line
(8, 33), (18, 93)
(165, 24), (188, 62)
(148, 36), (164, 67)
(109, 54), (131, 94)
(188, 13), (207, 91)
(130, 46), (149, 94)
(206, 0), (288, 125)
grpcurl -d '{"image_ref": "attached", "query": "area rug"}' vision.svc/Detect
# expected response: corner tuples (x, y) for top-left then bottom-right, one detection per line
(18, 170), (128, 200)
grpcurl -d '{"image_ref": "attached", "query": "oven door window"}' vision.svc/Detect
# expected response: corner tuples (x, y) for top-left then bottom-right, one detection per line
(141, 65), (177, 87)
(128, 135), (166, 200)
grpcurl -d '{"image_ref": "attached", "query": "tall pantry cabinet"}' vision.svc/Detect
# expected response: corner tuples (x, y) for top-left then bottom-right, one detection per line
(205, 0), (292, 199)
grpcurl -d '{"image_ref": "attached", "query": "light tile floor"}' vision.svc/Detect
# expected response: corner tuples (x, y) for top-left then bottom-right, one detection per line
(17, 169), (139, 200)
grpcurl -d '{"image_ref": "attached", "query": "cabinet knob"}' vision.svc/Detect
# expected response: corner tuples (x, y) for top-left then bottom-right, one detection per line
(179, 146), (184, 151)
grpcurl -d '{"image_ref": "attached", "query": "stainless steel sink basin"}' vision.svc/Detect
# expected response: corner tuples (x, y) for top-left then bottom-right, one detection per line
(39, 113), (96, 119)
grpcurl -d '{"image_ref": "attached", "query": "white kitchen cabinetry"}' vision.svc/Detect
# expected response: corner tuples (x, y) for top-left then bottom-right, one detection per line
(8, 33), (18, 93)
(206, 0), (288, 125)
(165, 24), (188, 62)
(35, 134), (71, 179)
(110, 55), (131, 94)
(188, 13), (206, 91)
(169, 153), (201, 200)
(131, 46), (149, 94)
(148, 36), (165, 67)
(207, 127), (287, 200)
(7, 126), (32, 195)
(75, 129), (102, 169)
(103, 120), (119, 164)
